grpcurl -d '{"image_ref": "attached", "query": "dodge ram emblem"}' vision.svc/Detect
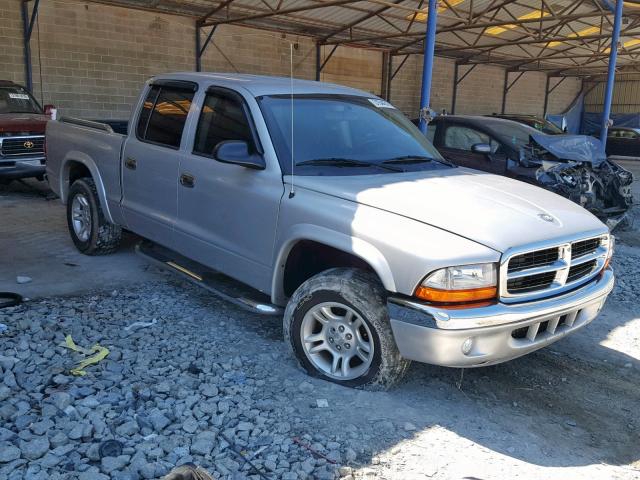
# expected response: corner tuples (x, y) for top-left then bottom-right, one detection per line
(23, 141), (34, 149)
(539, 213), (555, 223)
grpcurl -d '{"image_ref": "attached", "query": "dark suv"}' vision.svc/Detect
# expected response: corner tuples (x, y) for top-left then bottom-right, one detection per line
(0, 81), (53, 182)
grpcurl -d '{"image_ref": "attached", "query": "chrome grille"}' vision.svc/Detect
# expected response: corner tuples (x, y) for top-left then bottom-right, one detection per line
(0, 135), (45, 157)
(500, 234), (610, 302)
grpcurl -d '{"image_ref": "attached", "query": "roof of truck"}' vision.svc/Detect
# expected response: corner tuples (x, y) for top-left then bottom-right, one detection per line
(152, 72), (374, 98)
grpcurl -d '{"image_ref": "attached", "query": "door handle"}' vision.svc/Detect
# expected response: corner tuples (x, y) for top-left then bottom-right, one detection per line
(180, 173), (195, 188)
(125, 157), (137, 170)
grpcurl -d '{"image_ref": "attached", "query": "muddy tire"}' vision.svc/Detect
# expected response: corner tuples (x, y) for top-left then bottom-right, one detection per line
(67, 177), (122, 255)
(284, 268), (410, 390)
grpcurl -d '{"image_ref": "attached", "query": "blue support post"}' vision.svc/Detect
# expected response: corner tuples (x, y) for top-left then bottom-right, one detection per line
(600, 0), (624, 148)
(418, 0), (438, 134)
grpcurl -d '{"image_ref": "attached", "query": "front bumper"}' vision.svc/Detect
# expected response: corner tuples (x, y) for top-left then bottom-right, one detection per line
(388, 268), (614, 367)
(0, 158), (46, 180)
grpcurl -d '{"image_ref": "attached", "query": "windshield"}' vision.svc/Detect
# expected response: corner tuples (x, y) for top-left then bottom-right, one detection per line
(257, 94), (448, 175)
(492, 121), (542, 149)
(525, 118), (563, 135)
(0, 86), (42, 114)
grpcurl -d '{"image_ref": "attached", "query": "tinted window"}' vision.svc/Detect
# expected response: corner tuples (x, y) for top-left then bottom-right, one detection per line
(139, 87), (194, 149)
(258, 95), (446, 175)
(444, 126), (490, 150)
(0, 86), (42, 114)
(194, 93), (253, 156)
(136, 86), (160, 139)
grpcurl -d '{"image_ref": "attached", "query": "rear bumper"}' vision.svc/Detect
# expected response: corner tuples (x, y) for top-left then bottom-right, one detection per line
(0, 158), (46, 180)
(387, 268), (614, 367)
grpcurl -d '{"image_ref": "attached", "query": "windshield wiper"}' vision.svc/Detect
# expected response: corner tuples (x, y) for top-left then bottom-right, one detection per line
(382, 155), (434, 164)
(296, 158), (403, 172)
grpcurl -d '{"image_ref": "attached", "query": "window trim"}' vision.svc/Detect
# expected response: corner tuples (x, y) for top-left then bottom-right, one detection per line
(191, 86), (263, 159)
(134, 82), (198, 151)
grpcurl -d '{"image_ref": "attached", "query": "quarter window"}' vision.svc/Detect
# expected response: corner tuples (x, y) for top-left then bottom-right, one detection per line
(136, 86), (194, 149)
(194, 93), (254, 156)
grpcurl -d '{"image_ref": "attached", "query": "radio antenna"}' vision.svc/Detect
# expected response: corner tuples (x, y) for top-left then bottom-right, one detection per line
(289, 42), (296, 199)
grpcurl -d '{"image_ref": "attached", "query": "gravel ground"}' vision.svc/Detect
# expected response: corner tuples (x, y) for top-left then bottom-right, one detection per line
(1, 182), (639, 479)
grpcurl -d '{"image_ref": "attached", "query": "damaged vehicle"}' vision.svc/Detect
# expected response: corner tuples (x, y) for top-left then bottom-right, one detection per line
(428, 116), (633, 225)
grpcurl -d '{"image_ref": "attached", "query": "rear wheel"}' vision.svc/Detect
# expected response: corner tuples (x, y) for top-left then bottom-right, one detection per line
(284, 268), (410, 390)
(66, 177), (121, 255)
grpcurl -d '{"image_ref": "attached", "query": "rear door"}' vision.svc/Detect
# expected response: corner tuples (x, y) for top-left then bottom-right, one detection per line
(121, 81), (197, 247)
(174, 87), (284, 293)
(435, 121), (506, 174)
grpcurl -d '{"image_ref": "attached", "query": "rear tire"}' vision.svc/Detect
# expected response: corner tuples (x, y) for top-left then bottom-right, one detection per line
(67, 177), (122, 255)
(284, 268), (410, 390)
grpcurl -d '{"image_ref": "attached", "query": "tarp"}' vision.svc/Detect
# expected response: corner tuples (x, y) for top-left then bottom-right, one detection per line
(581, 112), (640, 135)
(546, 92), (584, 134)
(531, 133), (607, 165)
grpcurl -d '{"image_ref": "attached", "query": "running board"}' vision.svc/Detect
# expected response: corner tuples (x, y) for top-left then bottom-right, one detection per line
(135, 241), (283, 316)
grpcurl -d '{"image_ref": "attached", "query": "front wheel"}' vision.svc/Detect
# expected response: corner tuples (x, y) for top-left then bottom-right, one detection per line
(284, 268), (410, 390)
(66, 177), (122, 255)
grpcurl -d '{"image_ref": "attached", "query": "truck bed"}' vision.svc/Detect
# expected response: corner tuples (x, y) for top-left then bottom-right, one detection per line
(45, 117), (126, 214)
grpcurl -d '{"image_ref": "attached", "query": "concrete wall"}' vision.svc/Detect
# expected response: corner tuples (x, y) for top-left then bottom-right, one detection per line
(1, 0), (582, 120)
(389, 54), (582, 118)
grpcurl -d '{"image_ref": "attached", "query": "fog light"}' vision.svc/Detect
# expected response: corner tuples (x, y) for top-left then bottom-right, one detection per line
(461, 338), (474, 355)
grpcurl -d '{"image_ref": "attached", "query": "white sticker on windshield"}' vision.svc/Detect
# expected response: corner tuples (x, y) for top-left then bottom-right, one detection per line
(368, 98), (395, 109)
(9, 93), (30, 100)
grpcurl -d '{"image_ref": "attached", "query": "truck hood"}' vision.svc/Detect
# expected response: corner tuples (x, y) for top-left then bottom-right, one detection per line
(0, 113), (48, 134)
(290, 168), (607, 253)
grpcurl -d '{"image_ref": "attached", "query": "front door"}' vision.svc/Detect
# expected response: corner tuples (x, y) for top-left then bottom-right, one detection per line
(174, 88), (284, 293)
(436, 123), (507, 174)
(121, 82), (197, 248)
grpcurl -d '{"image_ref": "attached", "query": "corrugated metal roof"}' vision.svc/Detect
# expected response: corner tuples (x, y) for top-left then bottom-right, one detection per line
(88, 0), (640, 76)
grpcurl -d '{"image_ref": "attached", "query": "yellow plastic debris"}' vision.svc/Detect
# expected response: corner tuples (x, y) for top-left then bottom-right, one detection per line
(63, 334), (110, 376)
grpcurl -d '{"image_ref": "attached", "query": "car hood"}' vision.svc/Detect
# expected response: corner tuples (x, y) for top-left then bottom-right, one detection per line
(530, 133), (606, 165)
(290, 168), (607, 253)
(0, 113), (48, 134)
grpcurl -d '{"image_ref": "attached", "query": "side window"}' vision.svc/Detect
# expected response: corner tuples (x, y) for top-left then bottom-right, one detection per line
(194, 93), (254, 156)
(444, 125), (491, 151)
(138, 86), (195, 149)
(136, 86), (159, 139)
(426, 123), (436, 143)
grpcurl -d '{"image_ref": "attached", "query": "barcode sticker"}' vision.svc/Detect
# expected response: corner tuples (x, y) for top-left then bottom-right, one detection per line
(368, 98), (395, 109)
(9, 93), (30, 100)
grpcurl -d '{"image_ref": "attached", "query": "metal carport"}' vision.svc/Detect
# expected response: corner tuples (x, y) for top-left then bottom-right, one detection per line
(20, 0), (640, 144)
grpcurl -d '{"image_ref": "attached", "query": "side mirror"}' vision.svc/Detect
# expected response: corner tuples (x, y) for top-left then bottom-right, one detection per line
(44, 104), (56, 116)
(471, 143), (492, 155)
(213, 140), (265, 170)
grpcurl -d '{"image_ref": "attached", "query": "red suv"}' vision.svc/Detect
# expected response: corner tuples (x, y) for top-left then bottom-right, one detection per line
(0, 81), (54, 182)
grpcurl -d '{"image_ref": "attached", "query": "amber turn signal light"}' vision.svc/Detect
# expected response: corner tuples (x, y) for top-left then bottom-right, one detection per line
(415, 285), (498, 304)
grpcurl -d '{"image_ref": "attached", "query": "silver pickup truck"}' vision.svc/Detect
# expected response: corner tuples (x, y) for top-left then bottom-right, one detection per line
(46, 73), (615, 389)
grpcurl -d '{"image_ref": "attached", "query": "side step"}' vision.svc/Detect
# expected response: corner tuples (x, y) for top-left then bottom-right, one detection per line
(135, 241), (283, 316)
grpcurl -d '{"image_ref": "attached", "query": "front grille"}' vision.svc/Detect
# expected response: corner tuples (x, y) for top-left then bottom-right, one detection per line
(0, 136), (45, 157)
(567, 260), (597, 283)
(507, 247), (559, 273)
(502, 235), (608, 300)
(507, 271), (556, 293)
(571, 238), (600, 259)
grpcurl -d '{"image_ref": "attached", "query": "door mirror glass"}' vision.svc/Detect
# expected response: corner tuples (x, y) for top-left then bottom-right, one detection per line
(471, 143), (492, 155)
(214, 140), (265, 170)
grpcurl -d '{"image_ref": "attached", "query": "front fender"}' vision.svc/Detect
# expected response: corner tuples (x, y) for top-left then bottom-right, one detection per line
(60, 154), (114, 224)
(271, 223), (396, 306)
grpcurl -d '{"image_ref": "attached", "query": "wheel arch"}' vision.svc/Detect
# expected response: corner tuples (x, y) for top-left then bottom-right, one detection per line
(271, 225), (396, 306)
(60, 154), (113, 223)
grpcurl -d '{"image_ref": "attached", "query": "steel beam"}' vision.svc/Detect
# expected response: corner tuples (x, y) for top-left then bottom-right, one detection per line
(501, 71), (525, 114)
(418, 0), (437, 133)
(452, 62), (479, 113)
(21, 0), (40, 93)
(196, 24), (217, 71)
(600, 0), (623, 147)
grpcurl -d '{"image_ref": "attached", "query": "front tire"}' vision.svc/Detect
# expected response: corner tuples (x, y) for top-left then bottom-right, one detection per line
(66, 177), (122, 255)
(284, 268), (410, 390)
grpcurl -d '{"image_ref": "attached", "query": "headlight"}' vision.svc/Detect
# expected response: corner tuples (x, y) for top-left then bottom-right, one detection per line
(415, 263), (498, 304)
